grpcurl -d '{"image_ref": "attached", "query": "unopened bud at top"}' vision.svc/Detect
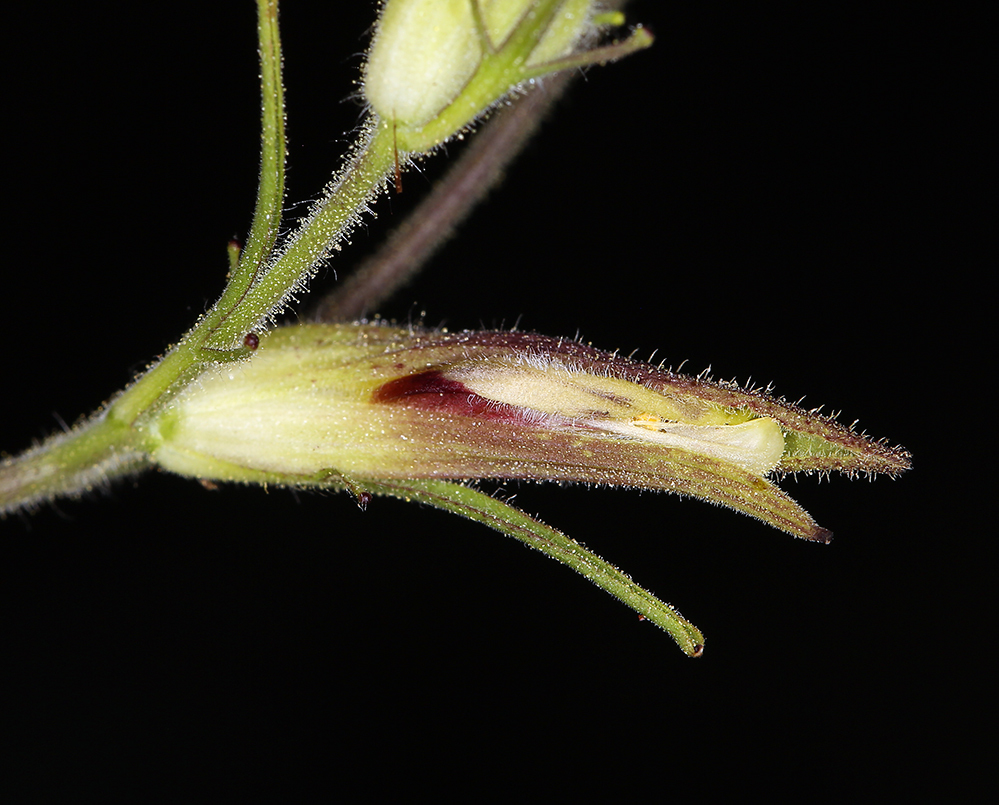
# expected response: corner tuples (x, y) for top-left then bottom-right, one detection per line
(363, 0), (649, 152)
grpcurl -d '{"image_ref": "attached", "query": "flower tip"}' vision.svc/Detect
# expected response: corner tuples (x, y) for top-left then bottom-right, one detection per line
(632, 24), (655, 47)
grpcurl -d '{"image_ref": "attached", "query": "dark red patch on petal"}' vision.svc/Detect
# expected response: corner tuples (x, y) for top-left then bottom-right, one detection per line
(372, 370), (521, 421)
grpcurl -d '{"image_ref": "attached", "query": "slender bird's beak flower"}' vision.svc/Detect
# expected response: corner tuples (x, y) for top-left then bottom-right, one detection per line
(363, 0), (653, 152)
(148, 323), (910, 543)
(0, 3), (911, 658)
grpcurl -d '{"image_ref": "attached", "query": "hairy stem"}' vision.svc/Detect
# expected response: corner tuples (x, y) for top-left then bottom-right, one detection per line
(202, 0), (287, 349)
(0, 411), (150, 516)
(313, 71), (576, 321)
(0, 1), (396, 514)
(233, 121), (395, 334)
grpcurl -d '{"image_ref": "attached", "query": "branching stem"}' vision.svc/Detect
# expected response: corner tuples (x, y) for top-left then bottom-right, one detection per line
(1, 0), (396, 514)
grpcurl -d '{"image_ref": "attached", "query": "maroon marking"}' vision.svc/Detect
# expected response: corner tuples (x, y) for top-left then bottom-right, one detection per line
(243, 332), (259, 350)
(372, 370), (521, 421)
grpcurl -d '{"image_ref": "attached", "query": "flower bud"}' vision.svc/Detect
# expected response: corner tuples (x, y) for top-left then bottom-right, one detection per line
(148, 323), (910, 543)
(364, 0), (486, 130)
(363, 0), (650, 151)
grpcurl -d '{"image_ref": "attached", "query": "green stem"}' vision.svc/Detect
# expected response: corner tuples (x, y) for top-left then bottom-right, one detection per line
(0, 411), (149, 515)
(364, 478), (706, 656)
(111, 29), (396, 426)
(201, 0), (287, 350)
(1, 0), (395, 513)
(222, 121), (396, 337)
(312, 70), (577, 321)
(104, 0), (294, 427)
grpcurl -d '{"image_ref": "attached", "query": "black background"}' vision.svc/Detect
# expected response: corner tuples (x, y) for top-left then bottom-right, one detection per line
(1, 1), (983, 796)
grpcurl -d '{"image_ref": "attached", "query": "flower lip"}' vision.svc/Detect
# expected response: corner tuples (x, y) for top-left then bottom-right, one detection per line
(362, 325), (910, 481)
(431, 356), (788, 476)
